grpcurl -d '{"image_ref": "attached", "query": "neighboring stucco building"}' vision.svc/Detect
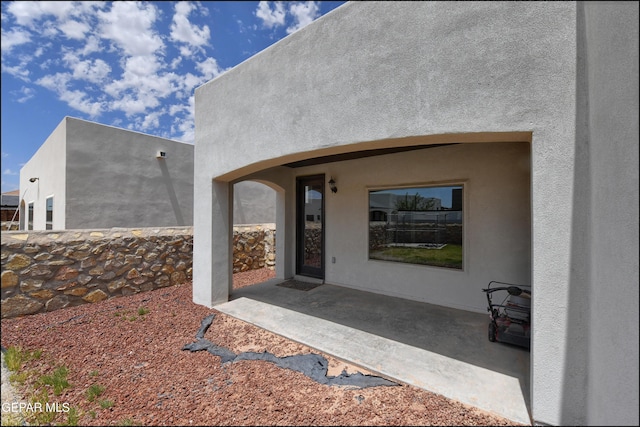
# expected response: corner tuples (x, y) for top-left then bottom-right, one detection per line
(19, 117), (275, 231)
(19, 117), (195, 230)
(193, 2), (638, 426)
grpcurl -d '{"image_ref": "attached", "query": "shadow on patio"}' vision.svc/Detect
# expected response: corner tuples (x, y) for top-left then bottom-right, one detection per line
(216, 278), (532, 425)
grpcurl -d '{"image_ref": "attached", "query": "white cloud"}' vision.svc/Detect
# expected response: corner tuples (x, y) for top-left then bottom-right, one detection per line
(137, 111), (162, 131)
(169, 96), (196, 143)
(255, 1), (286, 29)
(286, 1), (320, 34)
(36, 72), (72, 92)
(3, 169), (18, 176)
(1, 61), (31, 81)
(169, 103), (188, 116)
(59, 19), (90, 40)
(170, 2), (210, 49)
(33, 46), (46, 58)
(196, 57), (224, 80)
(16, 86), (36, 103)
(0, 28), (31, 53)
(58, 89), (104, 117)
(62, 50), (111, 83)
(103, 54), (178, 117)
(6, 1), (75, 28)
(2, 1), (337, 149)
(109, 94), (151, 117)
(36, 72), (104, 117)
(105, 55), (174, 98)
(79, 36), (101, 56)
(97, 1), (163, 57)
(170, 56), (182, 69)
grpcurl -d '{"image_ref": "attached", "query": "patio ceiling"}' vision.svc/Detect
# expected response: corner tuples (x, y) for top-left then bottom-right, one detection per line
(283, 143), (456, 168)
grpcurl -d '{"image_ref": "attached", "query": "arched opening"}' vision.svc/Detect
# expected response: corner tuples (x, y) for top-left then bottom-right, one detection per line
(231, 179), (283, 293)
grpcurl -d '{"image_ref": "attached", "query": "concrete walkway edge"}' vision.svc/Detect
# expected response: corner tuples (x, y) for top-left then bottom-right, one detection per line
(216, 297), (531, 425)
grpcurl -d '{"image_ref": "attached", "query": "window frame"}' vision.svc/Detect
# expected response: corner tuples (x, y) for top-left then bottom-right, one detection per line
(367, 182), (465, 270)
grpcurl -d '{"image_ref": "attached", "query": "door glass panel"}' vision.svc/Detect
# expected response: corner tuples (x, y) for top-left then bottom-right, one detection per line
(303, 182), (323, 269)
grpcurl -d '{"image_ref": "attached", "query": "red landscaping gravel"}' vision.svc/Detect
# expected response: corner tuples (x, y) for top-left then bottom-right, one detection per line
(1, 268), (523, 426)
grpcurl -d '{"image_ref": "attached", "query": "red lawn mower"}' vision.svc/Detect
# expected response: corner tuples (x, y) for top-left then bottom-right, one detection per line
(482, 281), (531, 349)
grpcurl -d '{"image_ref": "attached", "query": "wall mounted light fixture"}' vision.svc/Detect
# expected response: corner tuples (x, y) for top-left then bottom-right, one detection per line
(29, 177), (39, 183)
(156, 151), (167, 159)
(328, 177), (337, 193)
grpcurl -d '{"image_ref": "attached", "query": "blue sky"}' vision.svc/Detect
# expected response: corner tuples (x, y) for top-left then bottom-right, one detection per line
(0, 1), (346, 192)
(372, 186), (463, 209)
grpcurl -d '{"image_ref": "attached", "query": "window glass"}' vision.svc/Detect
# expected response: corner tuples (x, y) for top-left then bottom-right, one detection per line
(46, 196), (53, 230)
(369, 185), (463, 269)
(28, 202), (34, 230)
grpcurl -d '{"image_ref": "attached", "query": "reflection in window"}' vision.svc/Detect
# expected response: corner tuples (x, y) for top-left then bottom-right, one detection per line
(46, 196), (53, 230)
(28, 202), (34, 230)
(369, 185), (463, 269)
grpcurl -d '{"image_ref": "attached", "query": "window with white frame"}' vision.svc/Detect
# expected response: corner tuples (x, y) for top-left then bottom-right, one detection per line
(368, 184), (463, 269)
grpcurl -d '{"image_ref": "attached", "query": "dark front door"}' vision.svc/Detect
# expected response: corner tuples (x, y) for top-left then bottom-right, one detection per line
(296, 175), (325, 279)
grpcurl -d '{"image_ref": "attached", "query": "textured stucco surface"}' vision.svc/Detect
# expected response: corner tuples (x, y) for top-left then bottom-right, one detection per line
(194, 2), (638, 425)
(64, 117), (194, 229)
(582, 2), (639, 425)
(247, 143), (531, 314)
(20, 117), (274, 231)
(19, 119), (67, 230)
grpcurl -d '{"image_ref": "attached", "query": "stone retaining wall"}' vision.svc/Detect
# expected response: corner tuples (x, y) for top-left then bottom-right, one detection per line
(1, 224), (276, 319)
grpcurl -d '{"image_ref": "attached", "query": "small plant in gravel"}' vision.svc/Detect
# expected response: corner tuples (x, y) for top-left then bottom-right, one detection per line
(89, 369), (99, 377)
(137, 306), (150, 316)
(86, 384), (106, 402)
(27, 389), (57, 425)
(99, 399), (114, 409)
(59, 407), (80, 426)
(37, 366), (71, 396)
(4, 345), (41, 371)
(9, 369), (33, 385)
(0, 413), (24, 426)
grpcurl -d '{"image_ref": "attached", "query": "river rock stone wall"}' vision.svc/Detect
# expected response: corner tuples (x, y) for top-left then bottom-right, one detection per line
(233, 224), (276, 273)
(1, 224), (276, 319)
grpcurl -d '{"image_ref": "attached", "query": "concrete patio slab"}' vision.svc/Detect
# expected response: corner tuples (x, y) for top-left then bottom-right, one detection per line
(215, 280), (531, 424)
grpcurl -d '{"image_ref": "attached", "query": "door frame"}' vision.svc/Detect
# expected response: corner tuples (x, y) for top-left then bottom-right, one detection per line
(296, 174), (325, 279)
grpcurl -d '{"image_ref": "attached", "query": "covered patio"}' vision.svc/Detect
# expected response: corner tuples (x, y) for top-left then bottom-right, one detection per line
(195, 3), (639, 425)
(216, 278), (531, 425)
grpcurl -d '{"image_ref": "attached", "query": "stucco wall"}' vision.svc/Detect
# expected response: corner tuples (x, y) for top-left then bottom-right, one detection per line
(64, 117), (194, 229)
(290, 143), (531, 313)
(582, 2), (639, 425)
(193, 2), (638, 425)
(19, 119), (67, 230)
(195, 2), (574, 181)
(19, 117), (275, 231)
(233, 181), (276, 225)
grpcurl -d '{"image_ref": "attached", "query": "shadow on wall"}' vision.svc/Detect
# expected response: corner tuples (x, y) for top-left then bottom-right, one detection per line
(158, 159), (186, 226)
